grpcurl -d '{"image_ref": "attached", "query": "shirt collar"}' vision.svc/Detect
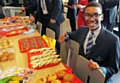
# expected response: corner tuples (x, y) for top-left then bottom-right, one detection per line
(88, 27), (101, 38)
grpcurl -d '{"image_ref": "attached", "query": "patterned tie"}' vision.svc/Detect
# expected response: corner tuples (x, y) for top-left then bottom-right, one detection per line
(40, 0), (48, 14)
(86, 32), (94, 55)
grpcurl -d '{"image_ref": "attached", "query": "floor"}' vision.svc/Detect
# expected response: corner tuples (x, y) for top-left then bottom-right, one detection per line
(60, 14), (120, 83)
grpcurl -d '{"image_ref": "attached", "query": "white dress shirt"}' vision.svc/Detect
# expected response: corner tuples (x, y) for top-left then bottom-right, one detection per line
(41, 0), (48, 15)
(84, 27), (101, 54)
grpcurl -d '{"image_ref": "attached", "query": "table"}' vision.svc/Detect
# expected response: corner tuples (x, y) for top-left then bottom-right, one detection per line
(0, 30), (66, 83)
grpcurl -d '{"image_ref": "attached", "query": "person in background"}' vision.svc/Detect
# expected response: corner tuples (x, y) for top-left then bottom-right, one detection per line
(77, 0), (95, 28)
(58, 1), (120, 83)
(19, 0), (37, 16)
(64, 0), (77, 31)
(0, 0), (5, 19)
(0, 0), (5, 6)
(99, 0), (119, 32)
(30, 0), (65, 54)
(118, 1), (120, 37)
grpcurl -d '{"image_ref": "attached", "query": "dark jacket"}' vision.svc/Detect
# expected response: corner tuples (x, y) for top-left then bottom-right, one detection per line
(25, 0), (37, 15)
(0, 0), (5, 19)
(34, 0), (65, 25)
(67, 26), (120, 83)
(99, 0), (119, 23)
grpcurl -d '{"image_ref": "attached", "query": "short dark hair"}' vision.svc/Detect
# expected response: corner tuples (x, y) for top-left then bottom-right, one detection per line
(84, 1), (102, 12)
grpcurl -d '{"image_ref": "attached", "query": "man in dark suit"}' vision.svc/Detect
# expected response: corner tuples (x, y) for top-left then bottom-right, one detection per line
(30, 0), (65, 54)
(20, 0), (37, 16)
(0, 0), (5, 18)
(99, 0), (119, 32)
(58, 1), (120, 83)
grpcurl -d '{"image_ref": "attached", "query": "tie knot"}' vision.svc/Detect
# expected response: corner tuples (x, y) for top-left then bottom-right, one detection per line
(91, 32), (94, 35)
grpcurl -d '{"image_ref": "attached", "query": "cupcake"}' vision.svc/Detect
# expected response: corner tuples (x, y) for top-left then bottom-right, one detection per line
(63, 74), (74, 82)
(51, 80), (61, 83)
(56, 70), (66, 79)
(36, 77), (47, 83)
(47, 74), (57, 82)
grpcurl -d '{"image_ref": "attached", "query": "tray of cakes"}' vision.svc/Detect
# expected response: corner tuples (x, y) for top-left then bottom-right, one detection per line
(0, 39), (15, 62)
(27, 47), (62, 69)
(3, 27), (28, 37)
(20, 16), (31, 24)
(0, 66), (36, 83)
(0, 16), (23, 25)
(36, 69), (83, 83)
(18, 36), (48, 52)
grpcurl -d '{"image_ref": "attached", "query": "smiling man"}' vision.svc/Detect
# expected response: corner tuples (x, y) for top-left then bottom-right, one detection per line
(58, 1), (120, 83)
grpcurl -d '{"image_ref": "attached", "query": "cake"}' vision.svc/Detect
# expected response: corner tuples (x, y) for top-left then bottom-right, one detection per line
(56, 70), (66, 79)
(51, 80), (61, 83)
(47, 74), (57, 82)
(36, 77), (47, 83)
(63, 74), (74, 82)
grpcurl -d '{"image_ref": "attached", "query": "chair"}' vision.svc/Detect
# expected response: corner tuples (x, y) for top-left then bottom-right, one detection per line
(60, 39), (79, 72)
(37, 22), (42, 35)
(75, 55), (105, 83)
(60, 40), (70, 64)
(46, 28), (55, 39)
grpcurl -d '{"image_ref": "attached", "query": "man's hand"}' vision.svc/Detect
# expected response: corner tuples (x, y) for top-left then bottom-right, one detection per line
(58, 33), (67, 43)
(88, 59), (100, 70)
(88, 59), (103, 73)
(64, 2), (68, 7)
(18, 7), (25, 14)
(50, 19), (56, 23)
(21, 7), (25, 11)
(29, 16), (35, 23)
(18, 10), (23, 14)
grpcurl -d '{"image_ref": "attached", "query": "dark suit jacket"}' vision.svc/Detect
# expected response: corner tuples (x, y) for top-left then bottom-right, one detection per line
(0, 0), (4, 6)
(25, 0), (37, 15)
(34, 0), (65, 25)
(67, 26), (120, 83)
(99, 0), (119, 23)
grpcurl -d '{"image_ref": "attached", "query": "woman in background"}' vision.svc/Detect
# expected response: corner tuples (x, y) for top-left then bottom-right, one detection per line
(77, 0), (88, 28)
(77, 0), (95, 28)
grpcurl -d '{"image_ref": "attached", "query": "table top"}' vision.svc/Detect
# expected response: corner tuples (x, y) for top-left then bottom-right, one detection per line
(0, 30), (66, 83)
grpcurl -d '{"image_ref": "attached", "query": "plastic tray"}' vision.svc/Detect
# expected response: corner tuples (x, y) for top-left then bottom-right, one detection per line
(4, 28), (28, 37)
(18, 36), (48, 52)
(27, 51), (60, 70)
(36, 69), (83, 83)
(0, 29), (4, 38)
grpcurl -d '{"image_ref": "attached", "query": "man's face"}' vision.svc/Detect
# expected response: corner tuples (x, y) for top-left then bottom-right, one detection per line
(84, 6), (103, 31)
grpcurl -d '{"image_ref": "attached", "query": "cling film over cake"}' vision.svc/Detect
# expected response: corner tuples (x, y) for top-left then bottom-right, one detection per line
(0, 66), (37, 83)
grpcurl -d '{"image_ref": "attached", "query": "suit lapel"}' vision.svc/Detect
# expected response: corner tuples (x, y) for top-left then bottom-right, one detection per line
(80, 27), (89, 56)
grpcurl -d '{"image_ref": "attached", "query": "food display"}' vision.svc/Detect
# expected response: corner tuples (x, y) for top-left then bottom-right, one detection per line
(0, 51), (14, 61)
(4, 28), (28, 37)
(0, 66), (36, 83)
(0, 16), (32, 37)
(0, 39), (13, 49)
(0, 76), (23, 83)
(42, 35), (56, 50)
(0, 16), (23, 25)
(28, 47), (61, 69)
(18, 36), (48, 52)
(0, 16), (83, 83)
(23, 17), (30, 24)
(36, 70), (80, 83)
(0, 39), (14, 62)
